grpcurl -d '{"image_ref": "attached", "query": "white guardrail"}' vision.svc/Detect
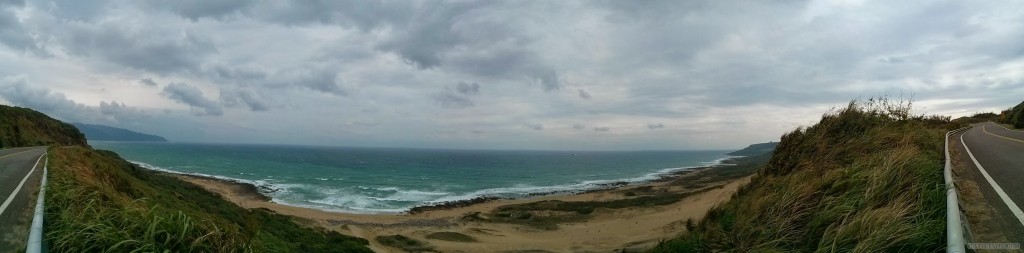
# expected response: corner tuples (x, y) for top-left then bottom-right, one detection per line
(26, 152), (47, 253)
(946, 127), (970, 253)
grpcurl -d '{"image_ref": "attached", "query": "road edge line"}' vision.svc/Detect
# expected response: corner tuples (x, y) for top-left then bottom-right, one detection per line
(0, 151), (44, 216)
(960, 128), (1024, 227)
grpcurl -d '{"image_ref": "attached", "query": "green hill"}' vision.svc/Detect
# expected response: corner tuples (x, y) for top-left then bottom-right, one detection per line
(999, 100), (1024, 128)
(650, 99), (954, 252)
(0, 104), (87, 148)
(71, 122), (168, 142)
(726, 142), (778, 156)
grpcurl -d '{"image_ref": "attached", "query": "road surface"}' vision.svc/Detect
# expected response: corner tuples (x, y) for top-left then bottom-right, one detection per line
(0, 147), (46, 252)
(952, 122), (1024, 245)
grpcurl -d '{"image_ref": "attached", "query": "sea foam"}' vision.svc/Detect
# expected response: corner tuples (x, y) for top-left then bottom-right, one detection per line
(127, 153), (735, 214)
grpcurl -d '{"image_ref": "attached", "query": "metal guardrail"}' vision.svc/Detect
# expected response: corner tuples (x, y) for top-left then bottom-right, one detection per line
(26, 152), (47, 253)
(946, 127), (970, 253)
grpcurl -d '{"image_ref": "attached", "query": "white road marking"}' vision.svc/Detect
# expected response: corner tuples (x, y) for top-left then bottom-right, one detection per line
(0, 151), (45, 217)
(960, 129), (1024, 227)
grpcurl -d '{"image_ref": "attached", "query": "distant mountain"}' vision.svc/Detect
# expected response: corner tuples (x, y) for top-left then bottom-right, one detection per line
(0, 105), (88, 148)
(71, 123), (168, 142)
(727, 141), (778, 156)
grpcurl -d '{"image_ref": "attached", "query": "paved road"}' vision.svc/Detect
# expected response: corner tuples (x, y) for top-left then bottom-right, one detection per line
(0, 147), (46, 252)
(953, 122), (1024, 244)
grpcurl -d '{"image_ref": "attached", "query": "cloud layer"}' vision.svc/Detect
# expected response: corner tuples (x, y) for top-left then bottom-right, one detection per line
(0, 0), (1022, 150)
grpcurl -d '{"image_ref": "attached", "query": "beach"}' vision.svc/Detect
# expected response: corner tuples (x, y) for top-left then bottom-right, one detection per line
(173, 161), (758, 253)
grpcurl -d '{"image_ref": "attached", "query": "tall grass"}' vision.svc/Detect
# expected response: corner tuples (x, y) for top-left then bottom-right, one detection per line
(45, 147), (372, 253)
(650, 98), (952, 252)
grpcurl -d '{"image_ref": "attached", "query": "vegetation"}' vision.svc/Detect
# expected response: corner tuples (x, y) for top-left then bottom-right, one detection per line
(951, 112), (1000, 125)
(999, 100), (1024, 128)
(650, 98), (953, 252)
(726, 142), (778, 156)
(376, 235), (435, 253)
(0, 105), (371, 252)
(0, 105), (87, 148)
(467, 154), (770, 230)
(46, 147), (373, 252)
(425, 232), (478, 242)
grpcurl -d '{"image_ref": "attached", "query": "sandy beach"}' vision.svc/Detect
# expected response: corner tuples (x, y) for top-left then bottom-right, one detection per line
(174, 165), (754, 253)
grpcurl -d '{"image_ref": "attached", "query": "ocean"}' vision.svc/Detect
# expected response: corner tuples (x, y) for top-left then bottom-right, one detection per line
(90, 142), (732, 214)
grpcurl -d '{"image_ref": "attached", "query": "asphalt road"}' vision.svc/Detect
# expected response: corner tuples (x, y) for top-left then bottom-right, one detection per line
(954, 122), (1024, 244)
(0, 147), (46, 252)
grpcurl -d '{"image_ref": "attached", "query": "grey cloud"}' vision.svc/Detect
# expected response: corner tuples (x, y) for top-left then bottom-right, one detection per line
(0, 0), (23, 7)
(647, 123), (665, 129)
(51, 0), (110, 21)
(61, 23), (215, 74)
(139, 78), (158, 86)
(0, 76), (153, 124)
(376, 2), (490, 69)
(294, 70), (347, 96)
(146, 0), (253, 21)
(446, 46), (562, 92)
(0, 9), (45, 54)
(879, 56), (906, 64)
(220, 88), (269, 111)
(253, 1), (413, 29)
(433, 93), (473, 109)
(0, 76), (89, 120)
(456, 81), (480, 95)
(205, 66), (347, 96)
(0, 76), (155, 124)
(161, 82), (223, 116)
(594, 127), (611, 132)
(572, 124), (586, 130)
(578, 89), (591, 99)
(524, 123), (543, 131)
(369, 1), (562, 92)
(99, 101), (151, 123)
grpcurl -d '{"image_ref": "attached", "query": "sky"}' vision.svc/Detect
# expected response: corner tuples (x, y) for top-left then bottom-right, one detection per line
(0, 0), (1022, 151)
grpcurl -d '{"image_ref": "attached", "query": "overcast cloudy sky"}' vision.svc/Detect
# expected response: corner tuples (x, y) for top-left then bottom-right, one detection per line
(0, 0), (1022, 150)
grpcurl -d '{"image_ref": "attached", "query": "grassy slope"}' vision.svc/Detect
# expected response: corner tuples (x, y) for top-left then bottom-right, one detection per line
(0, 105), (372, 252)
(0, 105), (87, 148)
(45, 147), (374, 252)
(998, 100), (1024, 128)
(651, 100), (956, 252)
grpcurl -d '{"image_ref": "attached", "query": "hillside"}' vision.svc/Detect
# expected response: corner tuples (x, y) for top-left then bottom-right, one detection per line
(0, 104), (87, 148)
(726, 142), (778, 156)
(0, 105), (373, 252)
(71, 123), (168, 142)
(47, 148), (373, 252)
(650, 99), (954, 252)
(999, 100), (1024, 128)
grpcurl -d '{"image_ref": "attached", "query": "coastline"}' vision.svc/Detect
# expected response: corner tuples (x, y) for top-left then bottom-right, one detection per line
(153, 156), (764, 252)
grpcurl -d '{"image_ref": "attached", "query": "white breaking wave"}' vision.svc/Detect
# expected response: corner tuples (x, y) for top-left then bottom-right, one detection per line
(129, 155), (736, 214)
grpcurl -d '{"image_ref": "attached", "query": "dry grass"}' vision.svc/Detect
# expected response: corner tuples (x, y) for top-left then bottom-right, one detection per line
(650, 98), (953, 252)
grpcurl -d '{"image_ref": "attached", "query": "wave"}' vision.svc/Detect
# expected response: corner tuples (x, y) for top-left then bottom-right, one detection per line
(128, 155), (737, 214)
(130, 161), (282, 194)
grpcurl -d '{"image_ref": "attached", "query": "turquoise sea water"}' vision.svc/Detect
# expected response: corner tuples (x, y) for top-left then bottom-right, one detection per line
(91, 142), (731, 214)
